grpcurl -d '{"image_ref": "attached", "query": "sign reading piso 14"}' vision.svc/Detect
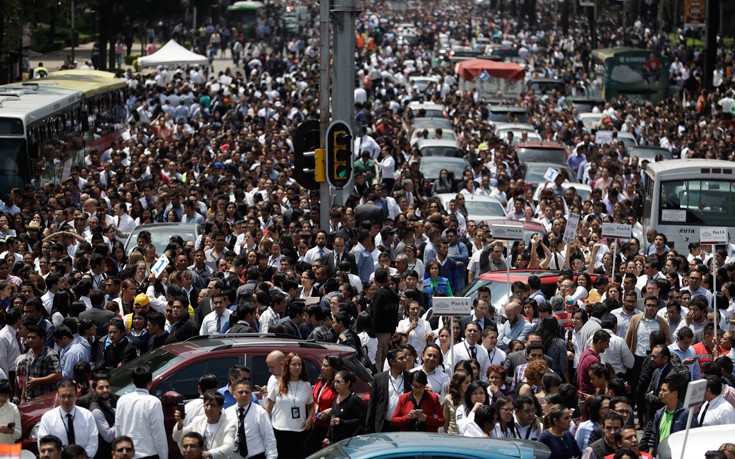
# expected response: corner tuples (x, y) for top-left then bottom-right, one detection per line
(700, 227), (728, 245)
(432, 297), (472, 316)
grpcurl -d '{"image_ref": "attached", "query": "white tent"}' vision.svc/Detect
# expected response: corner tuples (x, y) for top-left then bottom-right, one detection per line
(138, 40), (208, 68)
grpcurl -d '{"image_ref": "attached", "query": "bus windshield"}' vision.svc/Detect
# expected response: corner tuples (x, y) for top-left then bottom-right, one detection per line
(660, 179), (735, 226)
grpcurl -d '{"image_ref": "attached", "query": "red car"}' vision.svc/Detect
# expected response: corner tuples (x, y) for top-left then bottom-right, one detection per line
(20, 335), (373, 458)
(459, 269), (598, 313)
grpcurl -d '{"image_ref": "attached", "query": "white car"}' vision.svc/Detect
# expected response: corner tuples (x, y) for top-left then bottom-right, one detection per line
(657, 424), (728, 459)
(533, 182), (592, 203)
(435, 193), (507, 223)
(578, 113), (603, 133)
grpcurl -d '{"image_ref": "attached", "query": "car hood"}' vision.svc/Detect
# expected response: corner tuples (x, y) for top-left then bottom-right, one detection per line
(20, 391), (58, 436)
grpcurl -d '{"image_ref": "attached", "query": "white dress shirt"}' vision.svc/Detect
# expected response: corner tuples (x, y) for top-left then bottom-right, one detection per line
(584, 328), (635, 375)
(699, 394), (735, 426)
(386, 372), (405, 421)
(172, 413), (236, 459)
(0, 401), (21, 443)
(224, 402), (278, 459)
(200, 309), (233, 335)
(0, 324), (21, 375)
(115, 388), (168, 459)
(410, 365), (449, 394)
(447, 341), (490, 382)
(396, 318), (432, 358)
(38, 406), (98, 457)
(303, 246), (332, 264)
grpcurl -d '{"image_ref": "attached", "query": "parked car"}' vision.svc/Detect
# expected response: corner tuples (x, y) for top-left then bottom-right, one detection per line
(522, 162), (578, 189)
(657, 424), (726, 459)
(527, 78), (567, 95)
(533, 182), (592, 203)
(307, 431), (551, 459)
(628, 145), (674, 161)
(407, 101), (447, 119)
(515, 141), (569, 165)
(124, 222), (201, 255)
(416, 139), (463, 158)
(488, 105), (528, 123)
(571, 96), (606, 113)
(494, 123), (542, 142)
(435, 193), (507, 222)
(459, 269), (597, 313)
(21, 335), (373, 458)
(420, 157), (469, 194)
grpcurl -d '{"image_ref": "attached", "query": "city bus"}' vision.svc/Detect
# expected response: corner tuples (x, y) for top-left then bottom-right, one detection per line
(0, 84), (83, 192)
(642, 159), (735, 251)
(588, 48), (670, 104)
(227, 1), (265, 38)
(40, 70), (127, 152)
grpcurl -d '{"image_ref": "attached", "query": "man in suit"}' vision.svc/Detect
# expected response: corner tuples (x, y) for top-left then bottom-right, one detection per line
(281, 301), (306, 339)
(371, 268), (400, 372)
(325, 236), (357, 276)
(459, 298), (496, 338)
(365, 348), (411, 433)
(643, 344), (687, 427)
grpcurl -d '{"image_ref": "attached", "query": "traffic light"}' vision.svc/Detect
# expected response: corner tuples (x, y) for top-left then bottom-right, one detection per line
(292, 120), (322, 190)
(326, 120), (353, 189)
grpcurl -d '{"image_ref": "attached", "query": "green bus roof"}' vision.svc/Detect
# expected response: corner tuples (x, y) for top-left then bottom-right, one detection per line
(591, 47), (652, 61)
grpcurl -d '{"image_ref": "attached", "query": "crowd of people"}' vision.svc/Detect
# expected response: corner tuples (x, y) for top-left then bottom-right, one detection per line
(4, 0), (735, 458)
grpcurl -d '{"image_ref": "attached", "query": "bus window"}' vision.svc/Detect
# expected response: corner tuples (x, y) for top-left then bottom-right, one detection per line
(660, 179), (735, 226)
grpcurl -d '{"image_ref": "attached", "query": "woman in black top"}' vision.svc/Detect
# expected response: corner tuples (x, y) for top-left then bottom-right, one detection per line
(326, 370), (366, 445)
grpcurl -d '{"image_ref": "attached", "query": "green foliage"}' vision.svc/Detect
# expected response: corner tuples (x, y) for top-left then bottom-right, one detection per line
(125, 54), (139, 65)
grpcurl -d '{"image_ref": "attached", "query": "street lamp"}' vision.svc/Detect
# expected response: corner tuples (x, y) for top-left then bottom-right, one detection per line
(71, 0), (76, 63)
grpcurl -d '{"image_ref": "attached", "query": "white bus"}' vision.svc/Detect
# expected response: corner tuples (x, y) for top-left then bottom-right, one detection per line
(642, 159), (735, 251)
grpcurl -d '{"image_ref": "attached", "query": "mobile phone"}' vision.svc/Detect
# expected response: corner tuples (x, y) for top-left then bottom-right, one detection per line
(6, 423), (14, 429)
(177, 402), (186, 418)
(414, 409), (423, 415)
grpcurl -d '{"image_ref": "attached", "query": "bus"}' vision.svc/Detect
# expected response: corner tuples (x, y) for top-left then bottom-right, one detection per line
(227, 1), (265, 38)
(0, 70), (126, 192)
(40, 70), (127, 152)
(642, 159), (735, 251)
(589, 48), (670, 104)
(0, 84), (83, 191)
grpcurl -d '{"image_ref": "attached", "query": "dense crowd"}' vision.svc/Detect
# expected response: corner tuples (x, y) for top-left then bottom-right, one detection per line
(5, 0), (735, 459)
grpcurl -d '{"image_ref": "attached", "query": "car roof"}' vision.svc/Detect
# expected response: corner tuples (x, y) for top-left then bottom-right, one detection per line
(516, 141), (565, 149)
(494, 123), (536, 131)
(411, 118), (452, 129)
(420, 156), (467, 165)
(164, 334), (358, 358)
(435, 193), (503, 206)
(408, 101), (444, 109)
(416, 139), (461, 148)
(336, 432), (547, 459)
(475, 269), (576, 282)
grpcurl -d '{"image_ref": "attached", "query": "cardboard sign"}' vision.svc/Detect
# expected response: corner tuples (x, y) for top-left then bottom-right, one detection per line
(150, 255), (170, 279)
(563, 214), (580, 243)
(543, 167), (559, 182)
(601, 223), (632, 239)
(432, 297), (472, 316)
(491, 224), (524, 240)
(700, 227), (728, 245)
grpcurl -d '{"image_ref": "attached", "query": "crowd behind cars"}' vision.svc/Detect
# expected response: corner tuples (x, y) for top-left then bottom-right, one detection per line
(4, 0), (735, 458)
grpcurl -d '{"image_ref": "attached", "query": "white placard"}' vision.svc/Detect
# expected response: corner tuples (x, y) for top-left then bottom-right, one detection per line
(491, 224), (524, 240)
(683, 378), (707, 409)
(432, 297), (472, 316)
(700, 227), (728, 245)
(543, 167), (559, 182)
(661, 209), (687, 222)
(595, 131), (614, 145)
(150, 255), (170, 278)
(601, 223), (632, 239)
(563, 214), (580, 243)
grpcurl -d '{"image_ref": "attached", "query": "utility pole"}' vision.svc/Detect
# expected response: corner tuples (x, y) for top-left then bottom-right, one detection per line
(703, 0), (718, 89)
(318, 0), (330, 231)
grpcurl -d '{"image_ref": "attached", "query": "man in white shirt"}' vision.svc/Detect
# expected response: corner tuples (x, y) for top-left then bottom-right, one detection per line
(224, 379), (278, 459)
(410, 344), (449, 393)
(113, 202), (136, 239)
(587, 314), (634, 376)
(115, 366), (168, 459)
(200, 293), (232, 335)
(37, 380), (98, 457)
(172, 391), (236, 458)
(303, 231), (332, 264)
(448, 322), (490, 382)
(698, 375), (735, 426)
(0, 308), (22, 382)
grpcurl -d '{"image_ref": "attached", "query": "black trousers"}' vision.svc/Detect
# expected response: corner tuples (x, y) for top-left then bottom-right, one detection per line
(274, 429), (306, 459)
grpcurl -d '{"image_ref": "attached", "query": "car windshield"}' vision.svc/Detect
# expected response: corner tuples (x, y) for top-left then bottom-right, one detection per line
(526, 165), (578, 186)
(518, 147), (565, 164)
(420, 161), (467, 181)
(420, 146), (462, 157)
(459, 278), (517, 310)
(126, 226), (197, 253)
(110, 349), (185, 395)
(464, 200), (505, 217)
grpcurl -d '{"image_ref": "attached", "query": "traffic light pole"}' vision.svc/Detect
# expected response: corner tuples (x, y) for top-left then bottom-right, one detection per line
(318, 0), (331, 231)
(330, 0), (357, 206)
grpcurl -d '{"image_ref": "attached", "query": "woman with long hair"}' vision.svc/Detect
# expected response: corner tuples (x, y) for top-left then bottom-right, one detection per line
(443, 369), (471, 435)
(266, 353), (315, 458)
(538, 404), (581, 459)
(422, 260), (453, 308)
(538, 317), (570, 381)
(457, 380), (489, 436)
(391, 370), (444, 432)
(356, 311), (377, 370)
(126, 310), (150, 357)
(324, 370), (366, 445)
(304, 355), (342, 455)
(493, 396), (518, 438)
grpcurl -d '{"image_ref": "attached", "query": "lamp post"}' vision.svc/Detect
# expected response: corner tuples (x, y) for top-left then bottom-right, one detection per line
(70, 0), (75, 63)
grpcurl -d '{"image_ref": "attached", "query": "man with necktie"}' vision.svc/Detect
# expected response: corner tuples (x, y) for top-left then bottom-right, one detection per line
(37, 380), (98, 457)
(224, 379), (277, 459)
(200, 293), (232, 335)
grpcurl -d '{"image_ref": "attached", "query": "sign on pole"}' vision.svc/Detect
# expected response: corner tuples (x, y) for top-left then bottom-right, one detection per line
(491, 224), (524, 240)
(700, 227), (728, 245)
(432, 297), (472, 317)
(601, 223), (632, 239)
(678, 379), (708, 459)
(563, 214), (580, 243)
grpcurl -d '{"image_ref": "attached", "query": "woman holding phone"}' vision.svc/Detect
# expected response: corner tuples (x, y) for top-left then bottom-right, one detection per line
(391, 371), (444, 432)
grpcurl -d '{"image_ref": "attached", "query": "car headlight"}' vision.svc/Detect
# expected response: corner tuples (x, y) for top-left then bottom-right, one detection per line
(29, 423), (40, 440)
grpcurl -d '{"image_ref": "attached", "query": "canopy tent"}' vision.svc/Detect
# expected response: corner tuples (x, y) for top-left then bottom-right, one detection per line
(456, 59), (525, 81)
(138, 40), (208, 68)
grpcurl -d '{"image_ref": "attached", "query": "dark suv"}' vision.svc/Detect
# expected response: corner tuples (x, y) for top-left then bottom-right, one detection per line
(21, 334), (372, 458)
